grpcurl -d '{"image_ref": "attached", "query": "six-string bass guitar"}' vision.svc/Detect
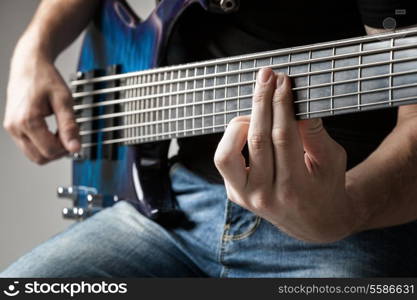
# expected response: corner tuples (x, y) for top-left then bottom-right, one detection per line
(57, 0), (417, 224)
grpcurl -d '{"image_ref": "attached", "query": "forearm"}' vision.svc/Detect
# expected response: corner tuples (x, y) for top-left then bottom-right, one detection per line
(347, 108), (417, 231)
(4, 0), (100, 163)
(15, 0), (100, 62)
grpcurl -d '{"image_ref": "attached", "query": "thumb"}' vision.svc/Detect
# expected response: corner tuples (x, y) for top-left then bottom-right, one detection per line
(50, 89), (81, 153)
(298, 118), (335, 162)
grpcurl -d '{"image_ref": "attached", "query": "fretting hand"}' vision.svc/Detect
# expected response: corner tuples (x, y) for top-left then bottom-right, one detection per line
(214, 68), (363, 243)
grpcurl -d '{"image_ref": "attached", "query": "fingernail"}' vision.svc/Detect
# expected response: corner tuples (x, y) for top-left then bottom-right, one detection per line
(276, 73), (285, 88)
(67, 139), (80, 152)
(257, 68), (272, 83)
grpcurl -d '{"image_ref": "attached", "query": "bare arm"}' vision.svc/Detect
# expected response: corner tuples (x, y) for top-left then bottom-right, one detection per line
(3, 0), (99, 164)
(346, 25), (417, 230)
(19, 0), (100, 61)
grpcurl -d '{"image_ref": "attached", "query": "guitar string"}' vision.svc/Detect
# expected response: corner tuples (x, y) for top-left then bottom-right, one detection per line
(79, 95), (417, 148)
(72, 54), (417, 112)
(70, 27), (417, 86)
(75, 71), (417, 124)
(71, 40), (417, 102)
(70, 27), (417, 149)
(80, 84), (417, 136)
(71, 43), (408, 97)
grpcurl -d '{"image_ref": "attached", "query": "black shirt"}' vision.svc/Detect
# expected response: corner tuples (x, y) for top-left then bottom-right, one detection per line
(165, 0), (417, 183)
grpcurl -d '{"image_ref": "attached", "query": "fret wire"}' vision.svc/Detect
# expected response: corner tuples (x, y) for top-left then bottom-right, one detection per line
(127, 77), (134, 141)
(148, 74), (152, 138)
(163, 72), (167, 138)
(73, 54), (417, 111)
(192, 68), (196, 136)
(358, 43), (362, 111)
(146, 74), (150, 137)
(307, 51), (311, 119)
(119, 78), (124, 141)
(123, 77), (128, 142)
(154, 73), (159, 137)
(131, 76), (137, 142)
(140, 75), (144, 139)
(202, 66), (207, 134)
(213, 64), (217, 132)
(182, 70), (186, 137)
(141, 76), (145, 139)
(237, 61), (242, 117)
(135, 76), (140, 140)
(125, 77), (129, 141)
(155, 74), (159, 139)
(161, 73), (165, 137)
(145, 75), (149, 139)
(150, 74), (153, 140)
(168, 71), (173, 139)
(224, 63), (229, 129)
(136, 75), (141, 140)
(136, 75), (141, 141)
(167, 71), (171, 139)
(287, 53), (291, 75)
(168, 71), (172, 138)
(77, 78), (417, 125)
(158, 73), (162, 136)
(330, 47), (335, 115)
(133, 76), (137, 142)
(158, 73), (162, 139)
(152, 74), (157, 140)
(81, 95), (417, 148)
(159, 73), (163, 138)
(176, 70), (180, 138)
(166, 72), (169, 138)
(127, 77), (133, 142)
(389, 38), (394, 106)
(72, 27), (417, 86)
(253, 59), (257, 104)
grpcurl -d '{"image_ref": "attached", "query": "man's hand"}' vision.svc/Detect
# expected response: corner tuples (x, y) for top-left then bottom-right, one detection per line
(214, 68), (363, 243)
(2, 0), (100, 164)
(3, 44), (80, 164)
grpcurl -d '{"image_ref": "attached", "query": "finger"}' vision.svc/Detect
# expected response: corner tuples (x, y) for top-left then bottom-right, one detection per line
(13, 134), (48, 165)
(214, 116), (249, 191)
(271, 73), (306, 178)
(21, 112), (68, 160)
(247, 68), (276, 186)
(298, 118), (329, 162)
(224, 181), (246, 206)
(50, 84), (80, 153)
(299, 118), (346, 169)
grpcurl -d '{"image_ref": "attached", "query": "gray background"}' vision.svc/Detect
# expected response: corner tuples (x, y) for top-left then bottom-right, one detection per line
(0, 0), (155, 271)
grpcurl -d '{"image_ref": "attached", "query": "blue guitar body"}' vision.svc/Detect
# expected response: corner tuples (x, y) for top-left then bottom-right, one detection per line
(64, 0), (216, 223)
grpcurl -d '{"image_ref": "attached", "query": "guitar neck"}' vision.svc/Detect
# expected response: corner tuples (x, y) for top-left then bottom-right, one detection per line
(72, 27), (417, 147)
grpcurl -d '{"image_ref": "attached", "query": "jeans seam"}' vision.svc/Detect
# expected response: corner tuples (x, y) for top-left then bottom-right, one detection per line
(223, 216), (261, 241)
(219, 199), (233, 278)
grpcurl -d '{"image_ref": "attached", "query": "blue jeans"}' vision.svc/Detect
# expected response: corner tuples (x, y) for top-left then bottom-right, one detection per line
(1, 163), (417, 277)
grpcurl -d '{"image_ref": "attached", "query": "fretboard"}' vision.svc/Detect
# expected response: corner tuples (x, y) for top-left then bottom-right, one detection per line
(72, 27), (417, 147)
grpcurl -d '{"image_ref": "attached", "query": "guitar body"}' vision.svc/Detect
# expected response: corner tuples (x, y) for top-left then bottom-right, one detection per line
(66, 0), (210, 222)
(62, 0), (417, 222)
